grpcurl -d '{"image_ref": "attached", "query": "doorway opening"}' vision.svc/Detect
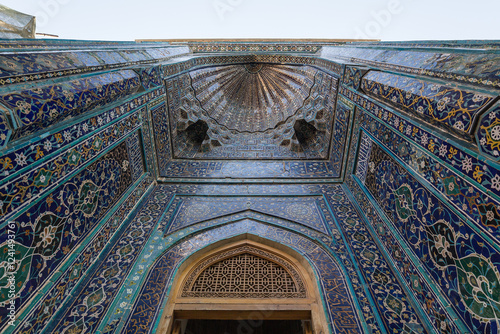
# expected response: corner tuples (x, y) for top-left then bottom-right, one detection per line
(172, 319), (313, 334)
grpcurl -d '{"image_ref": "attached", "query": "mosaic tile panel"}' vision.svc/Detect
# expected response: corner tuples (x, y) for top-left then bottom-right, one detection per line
(162, 196), (329, 234)
(93, 184), (383, 334)
(357, 114), (500, 242)
(340, 86), (500, 215)
(347, 175), (462, 334)
(320, 184), (428, 334)
(341, 87), (500, 242)
(322, 46), (500, 89)
(1, 39), (499, 334)
(361, 71), (495, 135)
(0, 111), (142, 221)
(0, 137), (142, 329)
(0, 87), (163, 181)
(363, 140), (500, 333)
(0, 70), (141, 145)
(42, 187), (175, 334)
(477, 101), (500, 160)
(124, 220), (360, 334)
(11, 174), (153, 334)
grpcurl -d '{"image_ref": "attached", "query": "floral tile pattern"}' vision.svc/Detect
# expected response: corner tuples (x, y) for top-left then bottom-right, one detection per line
(361, 138), (500, 333)
(1, 40), (499, 334)
(361, 71), (495, 135)
(0, 70), (141, 146)
(0, 137), (142, 327)
(0, 112), (142, 221)
(477, 101), (500, 160)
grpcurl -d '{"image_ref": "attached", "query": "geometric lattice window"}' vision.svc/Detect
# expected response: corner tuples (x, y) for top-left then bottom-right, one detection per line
(181, 246), (307, 299)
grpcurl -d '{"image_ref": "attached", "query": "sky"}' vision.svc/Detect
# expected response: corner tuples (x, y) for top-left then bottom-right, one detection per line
(3, 0), (499, 42)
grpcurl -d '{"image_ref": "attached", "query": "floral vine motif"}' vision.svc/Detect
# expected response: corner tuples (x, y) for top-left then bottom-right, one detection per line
(0, 140), (134, 324)
(0, 70), (140, 145)
(361, 71), (494, 135)
(477, 103), (500, 160)
(364, 141), (500, 327)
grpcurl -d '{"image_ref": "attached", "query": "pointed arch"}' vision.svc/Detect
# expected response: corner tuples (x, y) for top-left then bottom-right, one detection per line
(157, 237), (330, 334)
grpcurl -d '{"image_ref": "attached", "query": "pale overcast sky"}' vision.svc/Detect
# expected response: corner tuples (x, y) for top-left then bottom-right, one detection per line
(3, 0), (499, 41)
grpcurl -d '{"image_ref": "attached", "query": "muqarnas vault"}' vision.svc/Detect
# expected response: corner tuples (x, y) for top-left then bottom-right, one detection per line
(0, 39), (499, 334)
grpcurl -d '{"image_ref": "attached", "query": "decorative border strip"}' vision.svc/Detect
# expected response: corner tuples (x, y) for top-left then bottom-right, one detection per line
(11, 174), (154, 334)
(340, 86), (500, 203)
(163, 55), (343, 78)
(0, 87), (164, 183)
(0, 111), (141, 220)
(0, 48), (188, 88)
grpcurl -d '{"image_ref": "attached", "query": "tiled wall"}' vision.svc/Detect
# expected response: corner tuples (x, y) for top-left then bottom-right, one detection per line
(339, 41), (500, 334)
(0, 40), (188, 333)
(1, 40), (500, 334)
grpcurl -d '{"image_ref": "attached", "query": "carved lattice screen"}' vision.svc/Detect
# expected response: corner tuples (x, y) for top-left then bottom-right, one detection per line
(181, 246), (307, 298)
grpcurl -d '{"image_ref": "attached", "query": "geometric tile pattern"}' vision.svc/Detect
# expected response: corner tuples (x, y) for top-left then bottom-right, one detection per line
(187, 43), (325, 53)
(183, 246), (306, 298)
(191, 64), (316, 132)
(164, 66), (339, 160)
(162, 196), (329, 234)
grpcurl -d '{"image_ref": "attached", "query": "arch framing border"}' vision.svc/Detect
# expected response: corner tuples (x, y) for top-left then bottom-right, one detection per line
(122, 220), (362, 334)
(157, 237), (329, 334)
(180, 244), (308, 299)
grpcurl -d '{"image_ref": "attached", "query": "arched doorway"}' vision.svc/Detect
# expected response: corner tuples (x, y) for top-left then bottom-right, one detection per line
(157, 239), (329, 334)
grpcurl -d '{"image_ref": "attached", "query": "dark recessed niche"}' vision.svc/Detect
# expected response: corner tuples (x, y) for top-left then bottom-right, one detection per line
(185, 120), (209, 145)
(294, 119), (317, 145)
